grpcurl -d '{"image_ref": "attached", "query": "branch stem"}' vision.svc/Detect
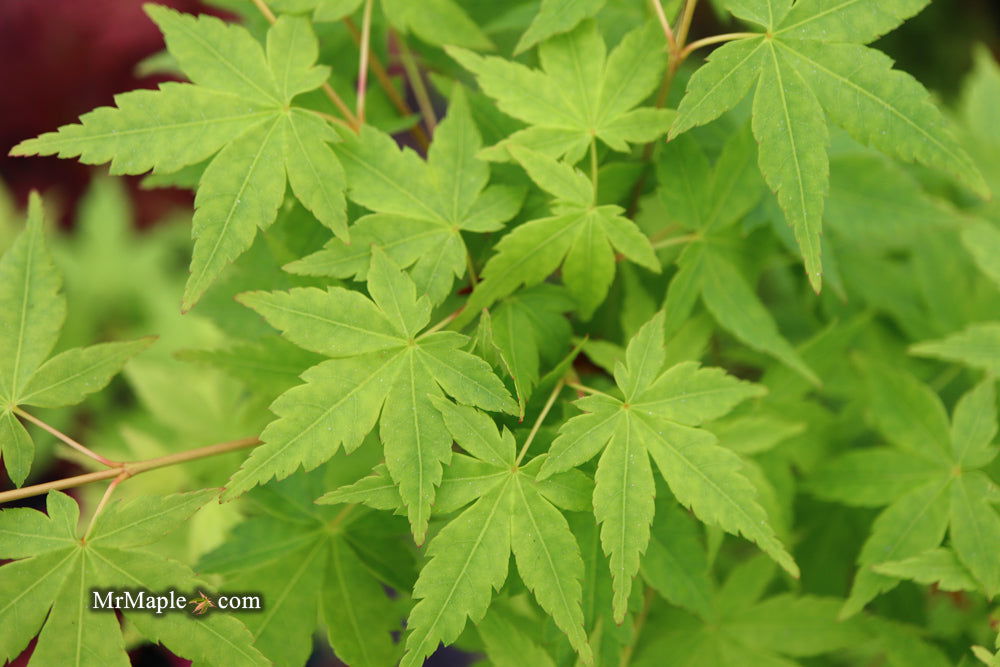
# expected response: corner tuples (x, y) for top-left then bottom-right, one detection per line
(682, 32), (757, 57)
(676, 0), (700, 47)
(356, 0), (374, 124)
(13, 407), (118, 467)
(0, 437), (260, 505)
(649, 0), (677, 51)
(397, 34), (438, 134)
(343, 19), (429, 149)
(83, 471), (129, 541)
(651, 233), (698, 250)
(252, 0), (360, 128)
(514, 380), (565, 466)
(567, 382), (612, 398)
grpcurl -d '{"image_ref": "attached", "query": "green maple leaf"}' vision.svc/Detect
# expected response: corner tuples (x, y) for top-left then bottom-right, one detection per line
(222, 248), (516, 542)
(670, 0), (988, 291)
(327, 398), (594, 666)
(636, 556), (867, 666)
(910, 323), (1000, 375)
(287, 88), (524, 305)
(0, 490), (267, 666)
(485, 285), (574, 416)
(200, 469), (402, 667)
(448, 20), (676, 162)
(538, 311), (798, 621)
(808, 361), (1000, 616)
(0, 195), (152, 486)
(455, 145), (659, 325)
(657, 129), (819, 383)
(10, 6), (348, 310)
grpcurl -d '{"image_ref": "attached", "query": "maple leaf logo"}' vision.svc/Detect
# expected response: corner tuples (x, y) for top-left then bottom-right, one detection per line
(189, 591), (216, 615)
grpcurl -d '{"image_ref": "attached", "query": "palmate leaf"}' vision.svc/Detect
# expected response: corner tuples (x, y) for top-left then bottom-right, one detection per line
(0, 195), (151, 485)
(539, 311), (797, 621)
(223, 248), (516, 542)
(455, 146), (658, 325)
(10, 7), (347, 310)
(636, 556), (867, 667)
(655, 129), (817, 383)
(910, 322), (1000, 375)
(0, 490), (266, 666)
(808, 362), (1000, 616)
(375, 399), (592, 667)
(449, 20), (676, 162)
(200, 470), (402, 667)
(287, 88), (523, 305)
(670, 1), (987, 291)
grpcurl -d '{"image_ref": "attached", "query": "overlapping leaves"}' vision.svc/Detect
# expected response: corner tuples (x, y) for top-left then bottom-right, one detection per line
(224, 248), (516, 543)
(0, 195), (151, 485)
(672, 0), (988, 289)
(0, 490), (265, 666)
(809, 361), (1000, 616)
(539, 311), (798, 620)
(287, 88), (523, 305)
(12, 7), (348, 310)
(449, 20), (676, 162)
(457, 145), (658, 324)
(324, 398), (594, 666)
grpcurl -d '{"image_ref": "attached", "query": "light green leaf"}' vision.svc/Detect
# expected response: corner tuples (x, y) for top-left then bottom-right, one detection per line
(725, 0), (791, 30)
(265, 15), (329, 102)
(515, 0), (604, 54)
(961, 220), (1000, 291)
(807, 448), (942, 507)
(402, 482), (512, 666)
(86, 489), (218, 549)
(0, 411), (33, 487)
(19, 338), (153, 408)
(383, 0), (494, 50)
(859, 359), (952, 463)
(282, 111), (348, 238)
(950, 379), (997, 467)
(950, 472), (1000, 597)
(775, 0), (930, 44)
(753, 43), (828, 290)
(700, 249), (817, 383)
(146, 5), (279, 104)
(874, 548), (979, 592)
(844, 478), (951, 618)
(911, 322), (1000, 375)
(0, 194), (65, 404)
(510, 477), (591, 662)
(450, 21), (668, 160)
(9, 84), (270, 175)
(184, 118), (286, 311)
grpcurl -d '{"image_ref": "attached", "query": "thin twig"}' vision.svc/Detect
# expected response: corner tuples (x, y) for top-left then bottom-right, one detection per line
(252, 0), (360, 128)
(568, 382), (612, 398)
(0, 437), (260, 504)
(344, 18), (430, 149)
(250, 0), (277, 22)
(649, 0), (677, 51)
(83, 471), (130, 541)
(356, 0), (374, 124)
(397, 34), (438, 135)
(681, 32), (758, 57)
(514, 380), (565, 466)
(422, 307), (464, 336)
(13, 407), (118, 467)
(676, 0), (700, 47)
(651, 233), (698, 250)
